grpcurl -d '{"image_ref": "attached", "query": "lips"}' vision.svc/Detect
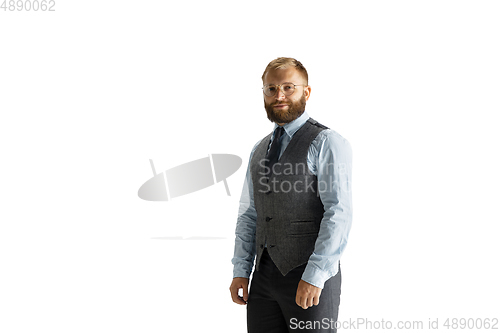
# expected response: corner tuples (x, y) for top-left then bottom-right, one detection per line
(273, 103), (289, 108)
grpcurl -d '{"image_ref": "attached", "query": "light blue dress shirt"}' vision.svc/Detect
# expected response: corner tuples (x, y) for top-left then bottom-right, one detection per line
(231, 111), (353, 289)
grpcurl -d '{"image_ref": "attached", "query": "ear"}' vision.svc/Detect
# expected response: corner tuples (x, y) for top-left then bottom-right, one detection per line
(304, 85), (312, 101)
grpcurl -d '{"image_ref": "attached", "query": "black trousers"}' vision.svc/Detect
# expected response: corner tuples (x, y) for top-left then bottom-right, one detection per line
(247, 249), (341, 333)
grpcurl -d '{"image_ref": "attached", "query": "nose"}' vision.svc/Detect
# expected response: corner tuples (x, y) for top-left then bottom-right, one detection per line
(275, 86), (286, 101)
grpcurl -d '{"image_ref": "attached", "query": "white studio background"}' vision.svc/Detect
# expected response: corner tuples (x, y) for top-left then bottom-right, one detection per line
(1, 1), (499, 332)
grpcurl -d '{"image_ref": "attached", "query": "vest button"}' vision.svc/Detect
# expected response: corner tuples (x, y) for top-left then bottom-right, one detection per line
(265, 217), (272, 222)
(260, 244), (264, 249)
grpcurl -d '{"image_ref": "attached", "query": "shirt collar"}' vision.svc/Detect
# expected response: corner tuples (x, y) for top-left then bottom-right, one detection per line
(273, 111), (310, 138)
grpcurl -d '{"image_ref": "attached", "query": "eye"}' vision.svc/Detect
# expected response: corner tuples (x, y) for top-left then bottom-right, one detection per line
(283, 84), (294, 91)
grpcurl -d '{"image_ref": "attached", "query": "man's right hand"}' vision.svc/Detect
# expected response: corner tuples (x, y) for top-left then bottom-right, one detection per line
(229, 277), (249, 305)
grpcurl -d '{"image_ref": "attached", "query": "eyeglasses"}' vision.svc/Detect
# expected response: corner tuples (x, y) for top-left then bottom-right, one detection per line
(262, 82), (306, 97)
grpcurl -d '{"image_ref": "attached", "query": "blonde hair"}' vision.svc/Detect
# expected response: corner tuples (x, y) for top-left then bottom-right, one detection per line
(262, 57), (309, 84)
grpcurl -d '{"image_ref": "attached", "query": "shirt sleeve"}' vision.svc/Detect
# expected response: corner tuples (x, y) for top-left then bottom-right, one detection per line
(231, 141), (261, 279)
(301, 130), (353, 289)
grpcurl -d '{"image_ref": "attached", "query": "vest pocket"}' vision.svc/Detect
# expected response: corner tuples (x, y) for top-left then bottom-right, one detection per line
(288, 220), (320, 237)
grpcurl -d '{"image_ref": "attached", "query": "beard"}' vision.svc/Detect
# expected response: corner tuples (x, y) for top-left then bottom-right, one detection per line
(264, 93), (307, 124)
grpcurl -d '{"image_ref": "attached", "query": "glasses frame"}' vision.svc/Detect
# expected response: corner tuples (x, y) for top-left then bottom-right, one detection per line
(262, 82), (307, 97)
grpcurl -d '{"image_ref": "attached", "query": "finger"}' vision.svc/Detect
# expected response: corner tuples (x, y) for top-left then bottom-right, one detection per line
(314, 289), (322, 306)
(300, 296), (308, 310)
(242, 284), (249, 302)
(237, 295), (247, 305)
(230, 286), (246, 305)
(307, 296), (314, 308)
(234, 294), (246, 305)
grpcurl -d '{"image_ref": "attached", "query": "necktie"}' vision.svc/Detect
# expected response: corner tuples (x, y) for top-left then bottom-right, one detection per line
(265, 126), (284, 176)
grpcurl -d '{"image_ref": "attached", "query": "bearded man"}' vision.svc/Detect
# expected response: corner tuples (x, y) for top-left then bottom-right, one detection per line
(230, 57), (353, 333)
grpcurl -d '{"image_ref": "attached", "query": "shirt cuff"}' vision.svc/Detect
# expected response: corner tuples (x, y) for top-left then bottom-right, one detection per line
(301, 261), (338, 289)
(233, 265), (252, 279)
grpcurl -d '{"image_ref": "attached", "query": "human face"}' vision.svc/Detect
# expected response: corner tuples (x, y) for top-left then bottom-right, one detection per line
(263, 67), (311, 125)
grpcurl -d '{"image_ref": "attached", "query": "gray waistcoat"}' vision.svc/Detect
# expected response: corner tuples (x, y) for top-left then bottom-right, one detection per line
(250, 118), (329, 276)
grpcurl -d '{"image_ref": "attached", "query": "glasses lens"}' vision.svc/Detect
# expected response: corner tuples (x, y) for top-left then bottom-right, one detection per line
(263, 84), (296, 97)
(282, 83), (295, 96)
(264, 85), (277, 97)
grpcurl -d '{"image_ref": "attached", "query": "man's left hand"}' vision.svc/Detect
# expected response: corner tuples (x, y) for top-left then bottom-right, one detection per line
(295, 279), (322, 309)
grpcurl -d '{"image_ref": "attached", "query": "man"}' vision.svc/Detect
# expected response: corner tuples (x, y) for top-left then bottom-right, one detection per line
(230, 57), (352, 332)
